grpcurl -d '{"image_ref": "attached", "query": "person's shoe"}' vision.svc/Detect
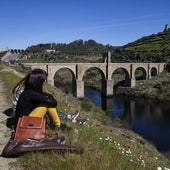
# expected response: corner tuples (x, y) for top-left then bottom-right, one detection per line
(77, 119), (87, 125)
(71, 111), (79, 120)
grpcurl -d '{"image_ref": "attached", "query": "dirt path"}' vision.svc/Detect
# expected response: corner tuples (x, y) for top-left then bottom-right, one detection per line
(0, 82), (17, 170)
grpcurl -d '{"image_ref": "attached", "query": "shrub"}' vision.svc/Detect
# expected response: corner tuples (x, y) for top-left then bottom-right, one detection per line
(81, 98), (94, 112)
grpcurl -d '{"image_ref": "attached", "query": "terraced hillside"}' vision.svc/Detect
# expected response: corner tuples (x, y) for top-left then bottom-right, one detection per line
(122, 31), (170, 62)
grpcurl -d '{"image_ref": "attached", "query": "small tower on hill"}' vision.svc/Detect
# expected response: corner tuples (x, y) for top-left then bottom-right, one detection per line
(164, 24), (170, 32)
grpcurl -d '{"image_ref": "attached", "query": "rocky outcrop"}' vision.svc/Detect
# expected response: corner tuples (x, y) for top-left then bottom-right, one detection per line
(114, 72), (170, 100)
(1, 52), (21, 63)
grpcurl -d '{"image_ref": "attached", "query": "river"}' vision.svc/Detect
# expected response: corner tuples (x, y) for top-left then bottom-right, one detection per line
(84, 87), (170, 154)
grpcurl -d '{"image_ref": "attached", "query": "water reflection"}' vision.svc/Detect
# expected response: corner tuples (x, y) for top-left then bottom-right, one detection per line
(84, 88), (170, 152)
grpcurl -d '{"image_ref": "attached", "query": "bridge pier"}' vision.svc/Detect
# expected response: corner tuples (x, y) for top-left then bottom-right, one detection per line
(76, 79), (113, 98)
(47, 78), (54, 86)
(76, 80), (84, 98)
(104, 79), (113, 97)
(130, 78), (136, 87)
(47, 70), (54, 86)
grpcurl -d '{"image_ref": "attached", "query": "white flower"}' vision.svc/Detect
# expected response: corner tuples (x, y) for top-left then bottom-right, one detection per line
(126, 150), (130, 154)
(164, 167), (170, 170)
(105, 137), (109, 141)
(118, 147), (121, 150)
(157, 167), (162, 170)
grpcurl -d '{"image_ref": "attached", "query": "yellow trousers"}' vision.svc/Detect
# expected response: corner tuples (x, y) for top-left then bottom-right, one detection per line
(29, 106), (61, 126)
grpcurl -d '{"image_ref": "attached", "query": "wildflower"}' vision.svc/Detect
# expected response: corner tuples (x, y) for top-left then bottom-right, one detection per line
(125, 149), (131, 154)
(157, 167), (162, 170)
(141, 160), (145, 167)
(105, 136), (111, 141)
(95, 123), (100, 127)
(164, 168), (170, 170)
(123, 143), (131, 150)
(139, 155), (143, 159)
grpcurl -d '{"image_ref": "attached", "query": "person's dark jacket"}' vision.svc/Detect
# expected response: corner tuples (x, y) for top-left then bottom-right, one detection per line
(15, 89), (57, 124)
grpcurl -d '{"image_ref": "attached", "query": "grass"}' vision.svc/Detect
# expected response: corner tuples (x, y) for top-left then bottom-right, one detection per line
(0, 63), (170, 170)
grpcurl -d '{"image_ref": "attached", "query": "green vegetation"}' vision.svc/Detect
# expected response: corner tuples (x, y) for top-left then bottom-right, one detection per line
(123, 31), (170, 63)
(23, 39), (109, 63)
(81, 98), (95, 112)
(0, 64), (170, 170)
(114, 71), (170, 100)
(18, 30), (170, 64)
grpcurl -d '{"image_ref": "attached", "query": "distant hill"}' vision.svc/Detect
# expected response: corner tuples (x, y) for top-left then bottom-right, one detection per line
(24, 39), (114, 62)
(21, 29), (170, 63)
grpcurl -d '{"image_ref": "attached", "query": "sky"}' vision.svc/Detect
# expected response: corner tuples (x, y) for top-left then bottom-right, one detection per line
(0, 0), (170, 49)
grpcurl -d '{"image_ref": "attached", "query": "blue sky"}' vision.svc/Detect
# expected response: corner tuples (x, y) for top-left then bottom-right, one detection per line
(0, 0), (170, 49)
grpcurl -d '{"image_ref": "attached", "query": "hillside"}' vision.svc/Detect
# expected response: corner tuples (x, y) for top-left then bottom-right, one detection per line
(0, 64), (170, 169)
(122, 31), (170, 63)
(17, 29), (170, 64)
(1, 28), (170, 64)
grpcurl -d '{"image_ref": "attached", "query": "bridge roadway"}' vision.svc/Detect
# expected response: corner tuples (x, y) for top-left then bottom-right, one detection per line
(23, 61), (166, 98)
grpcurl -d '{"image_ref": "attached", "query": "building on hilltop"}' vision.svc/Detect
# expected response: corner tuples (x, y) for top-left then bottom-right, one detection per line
(46, 49), (56, 53)
(164, 24), (170, 32)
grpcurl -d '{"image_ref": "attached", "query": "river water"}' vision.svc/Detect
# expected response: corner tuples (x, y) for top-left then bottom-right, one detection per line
(84, 87), (170, 154)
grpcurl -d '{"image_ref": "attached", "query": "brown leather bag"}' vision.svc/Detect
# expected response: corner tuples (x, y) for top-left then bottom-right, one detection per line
(14, 116), (46, 142)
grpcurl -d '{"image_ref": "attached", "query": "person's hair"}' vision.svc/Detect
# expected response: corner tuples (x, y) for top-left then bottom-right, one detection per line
(12, 68), (48, 94)
(24, 69), (47, 92)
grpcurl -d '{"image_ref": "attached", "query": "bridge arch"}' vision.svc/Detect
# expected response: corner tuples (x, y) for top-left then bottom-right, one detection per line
(46, 64), (77, 86)
(82, 67), (105, 81)
(112, 68), (130, 87)
(108, 64), (131, 80)
(77, 64), (106, 81)
(53, 67), (76, 95)
(82, 67), (106, 96)
(134, 67), (147, 80)
(151, 67), (157, 77)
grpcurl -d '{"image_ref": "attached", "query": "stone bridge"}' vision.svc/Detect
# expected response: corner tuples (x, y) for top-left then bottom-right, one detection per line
(23, 56), (166, 98)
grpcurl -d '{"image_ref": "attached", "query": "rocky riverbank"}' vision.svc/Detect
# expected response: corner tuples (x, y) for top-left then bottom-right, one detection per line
(114, 71), (170, 101)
